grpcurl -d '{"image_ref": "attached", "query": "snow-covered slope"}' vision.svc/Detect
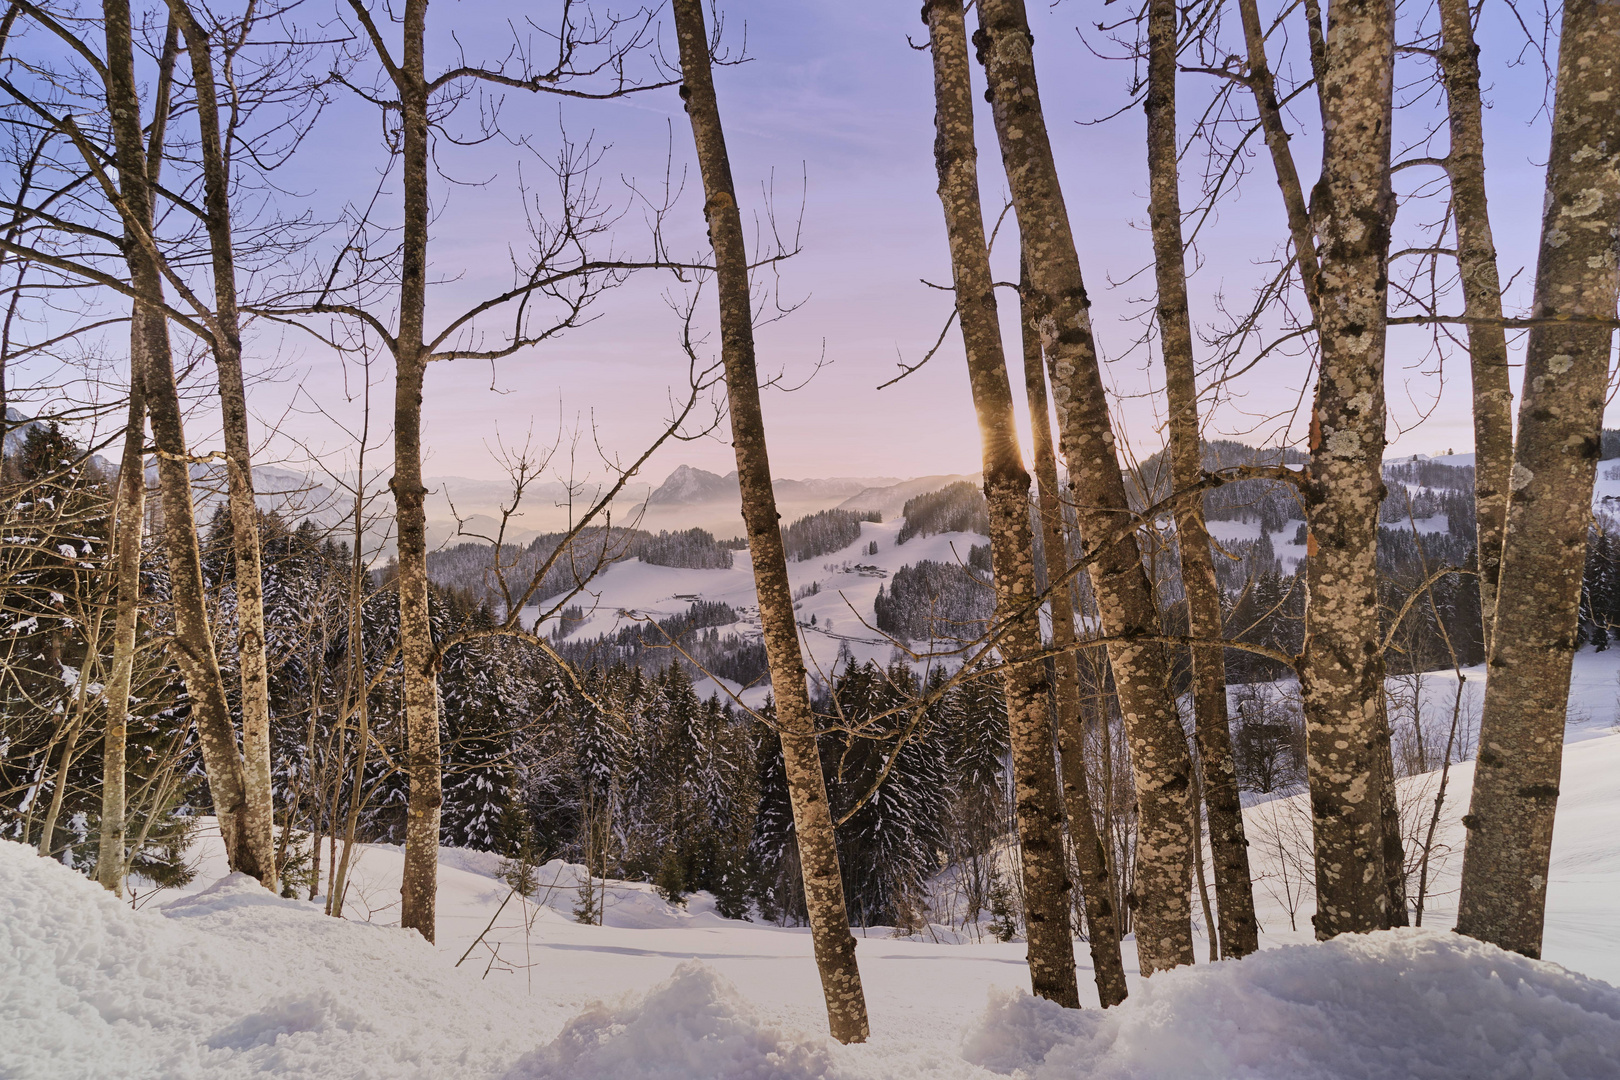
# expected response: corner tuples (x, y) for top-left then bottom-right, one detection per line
(526, 516), (991, 703)
(5, 819), (1619, 1079)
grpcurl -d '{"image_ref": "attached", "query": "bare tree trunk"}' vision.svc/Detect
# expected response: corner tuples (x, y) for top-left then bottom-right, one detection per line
(975, 0), (1196, 976)
(925, 0), (1080, 1008)
(168, 0), (277, 892)
(1375, 688), (1408, 925)
(1456, 0), (1620, 957)
(670, 0), (869, 1042)
(1436, 0), (1514, 655)
(1145, 0), (1259, 960)
(390, 0), (441, 943)
(1018, 259), (1129, 1005)
(98, 318), (147, 895)
(102, 0), (262, 879)
(1237, 0), (1322, 316)
(1299, 0), (1397, 939)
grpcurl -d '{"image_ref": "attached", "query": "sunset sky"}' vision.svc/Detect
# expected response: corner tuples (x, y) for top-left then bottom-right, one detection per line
(239, 0), (1577, 485)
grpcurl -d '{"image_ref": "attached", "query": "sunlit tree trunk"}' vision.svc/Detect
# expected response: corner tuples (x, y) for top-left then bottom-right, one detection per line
(1145, 0), (1259, 959)
(169, 0), (277, 892)
(1456, 0), (1620, 957)
(1019, 256), (1129, 1005)
(926, 0), (1080, 1007)
(671, 0), (869, 1042)
(1299, 0), (1397, 938)
(1436, 0), (1513, 655)
(975, 0), (1197, 976)
(103, 0), (263, 880)
(389, 0), (441, 943)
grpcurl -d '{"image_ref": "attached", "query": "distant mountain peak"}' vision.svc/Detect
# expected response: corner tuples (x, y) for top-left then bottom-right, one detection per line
(647, 465), (740, 505)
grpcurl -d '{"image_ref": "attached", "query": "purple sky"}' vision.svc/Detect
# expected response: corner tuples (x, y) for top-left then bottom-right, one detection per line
(243, 0), (1585, 486)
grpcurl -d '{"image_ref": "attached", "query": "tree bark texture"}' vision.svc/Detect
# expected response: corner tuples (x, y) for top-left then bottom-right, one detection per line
(103, 0), (265, 881)
(1436, 0), (1514, 656)
(926, 0), (1081, 1008)
(170, 0), (277, 892)
(392, 0), (441, 943)
(975, 0), (1196, 975)
(671, 0), (869, 1042)
(1455, 0), (1620, 958)
(1019, 256), (1129, 1006)
(1299, 0), (1397, 939)
(1145, 0), (1259, 960)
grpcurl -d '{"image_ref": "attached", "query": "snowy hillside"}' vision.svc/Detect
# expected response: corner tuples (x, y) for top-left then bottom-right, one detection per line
(525, 515), (991, 704)
(5, 727), (1620, 1078)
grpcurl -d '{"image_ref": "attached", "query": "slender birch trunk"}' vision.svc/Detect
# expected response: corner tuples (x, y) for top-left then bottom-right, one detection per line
(98, 320), (145, 894)
(1456, 0), (1620, 957)
(389, 0), (441, 942)
(670, 0), (869, 1041)
(975, 0), (1197, 975)
(926, 1), (1079, 1007)
(1237, 0), (1322, 316)
(103, 0), (263, 879)
(1299, 0), (1397, 938)
(1145, 0), (1259, 959)
(168, 0), (277, 891)
(1436, 0), (1514, 655)
(1018, 257), (1129, 1005)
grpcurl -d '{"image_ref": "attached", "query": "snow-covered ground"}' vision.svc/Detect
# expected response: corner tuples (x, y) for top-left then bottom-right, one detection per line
(6, 656), (1620, 1077)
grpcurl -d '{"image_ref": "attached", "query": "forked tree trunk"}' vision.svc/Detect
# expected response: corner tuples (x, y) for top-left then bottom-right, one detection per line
(392, 0), (441, 943)
(975, 0), (1197, 975)
(670, 0), (869, 1042)
(1145, 0), (1259, 959)
(925, 0), (1080, 1008)
(1436, 0), (1514, 655)
(170, 0), (277, 892)
(102, 0), (264, 880)
(1019, 257), (1129, 1006)
(1299, 0), (1397, 938)
(1455, 0), (1620, 958)
(98, 20), (177, 893)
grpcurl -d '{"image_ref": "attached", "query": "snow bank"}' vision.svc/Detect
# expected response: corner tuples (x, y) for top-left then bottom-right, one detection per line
(0, 839), (558, 1079)
(963, 929), (1620, 1080)
(504, 961), (834, 1079)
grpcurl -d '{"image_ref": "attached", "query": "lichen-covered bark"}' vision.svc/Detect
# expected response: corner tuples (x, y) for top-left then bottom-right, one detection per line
(1019, 258), (1129, 1007)
(393, 0), (441, 943)
(974, 0), (1196, 975)
(926, 0), (1080, 1007)
(671, 0), (869, 1041)
(1145, 0), (1259, 960)
(1300, 0), (1397, 938)
(1455, 0), (1620, 958)
(171, 0), (277, 892)
(1436, 0), (1513, 654)
(103, 0), (264, 881)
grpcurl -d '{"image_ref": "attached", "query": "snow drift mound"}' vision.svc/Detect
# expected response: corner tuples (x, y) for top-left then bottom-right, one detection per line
(503, 961), (834, 1079)
(0, 839), (555, 1079)
(963, 928), (1620, 1080)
